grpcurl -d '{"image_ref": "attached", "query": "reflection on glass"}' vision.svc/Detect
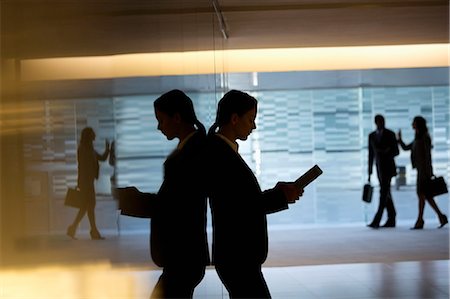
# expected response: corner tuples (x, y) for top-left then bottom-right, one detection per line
(20, 78), (449, 232)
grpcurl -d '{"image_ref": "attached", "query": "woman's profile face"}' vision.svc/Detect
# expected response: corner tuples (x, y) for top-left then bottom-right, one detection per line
(155, 109), (178, 140)
(235, 107), (257, 141)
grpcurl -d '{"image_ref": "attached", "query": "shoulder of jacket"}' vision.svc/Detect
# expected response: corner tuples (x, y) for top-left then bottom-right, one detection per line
(206, 134), (221, 145)
(385, 128), (395, 134)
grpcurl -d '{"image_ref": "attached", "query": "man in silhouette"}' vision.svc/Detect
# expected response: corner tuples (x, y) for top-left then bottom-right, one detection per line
(367, 114), (399, 228)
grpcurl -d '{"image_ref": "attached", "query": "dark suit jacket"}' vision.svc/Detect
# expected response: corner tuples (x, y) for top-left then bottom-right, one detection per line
(151, 131), (209, 267)
(368, 128), (399, 179)
(123, 131), (210, 268)
(206, 134), (288, 266)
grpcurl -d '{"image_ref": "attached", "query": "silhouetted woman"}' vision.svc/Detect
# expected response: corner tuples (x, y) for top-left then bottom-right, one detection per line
(398, 116), (448, 229)
(67, 127), (109, 240)
(206, 90), (303, 299)
(124, 90), (210, 298)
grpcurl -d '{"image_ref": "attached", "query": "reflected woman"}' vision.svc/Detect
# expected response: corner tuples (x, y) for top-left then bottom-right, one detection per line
(148, 89), (210, 298)
(120, 90), (210, 298)
(67, 127), (109, 240)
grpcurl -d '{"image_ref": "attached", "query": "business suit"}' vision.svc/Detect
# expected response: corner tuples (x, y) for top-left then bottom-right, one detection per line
(206, 134), (288, 298)
(133, 131), (210, 298)
(368, 128), (399, 227)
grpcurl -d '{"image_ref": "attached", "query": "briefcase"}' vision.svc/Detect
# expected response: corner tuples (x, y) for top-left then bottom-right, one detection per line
(64, 187), (84, 208)
(362, 183), (373, 203)
(427, 176), (448, 197)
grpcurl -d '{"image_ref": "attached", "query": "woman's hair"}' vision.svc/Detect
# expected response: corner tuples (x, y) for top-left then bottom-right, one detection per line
(80, 127), (95, 148)
(154, 89), (205, 135)
(413, 116), (428, 139)
(208, 90), (258, 135)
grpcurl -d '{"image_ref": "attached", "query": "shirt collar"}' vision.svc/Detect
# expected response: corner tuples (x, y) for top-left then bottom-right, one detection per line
(177, 131), (196, 150)
(216, 133), (239, 153)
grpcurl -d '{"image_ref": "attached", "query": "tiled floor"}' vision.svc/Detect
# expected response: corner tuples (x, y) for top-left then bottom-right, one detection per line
(1, 225), (449, 299)
(1, 260), (448, 299)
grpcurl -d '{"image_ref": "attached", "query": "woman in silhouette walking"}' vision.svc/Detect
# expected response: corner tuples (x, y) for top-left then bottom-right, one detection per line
(67, 127), (109, 240)
(398, 116), (448, 229)
(206, 90), (303, 298)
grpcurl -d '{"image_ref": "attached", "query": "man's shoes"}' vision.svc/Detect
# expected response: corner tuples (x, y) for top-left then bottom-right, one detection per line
(381, 219), (396, 228)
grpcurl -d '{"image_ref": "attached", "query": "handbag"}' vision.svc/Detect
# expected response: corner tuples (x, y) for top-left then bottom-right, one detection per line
(64, 187), (84, 208)
(427, 176), (448, 197)
(362, 183), (373, 203)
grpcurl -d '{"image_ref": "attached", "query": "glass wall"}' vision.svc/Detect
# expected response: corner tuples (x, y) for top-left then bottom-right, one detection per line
(20, 68), (450, 233)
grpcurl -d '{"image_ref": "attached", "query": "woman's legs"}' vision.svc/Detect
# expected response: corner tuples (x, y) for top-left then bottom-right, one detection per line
(87, 208), (104, 239)
(67, 206), (87, 238)
(216, 264), (271, 299)
(87, 208), (99, 232)
(86, 196), (104, 239)
(411, 193), (425, 229)
(412, 176), (426, 229)
(424, 196), (448, 227)
(72, 207), (87, 226)
(150, 264), (205, 299)
(416, 174), (448, 228)
(68, 184), (103, 239)
(417, 193), (426, 222)
(425, 196), (443, 217)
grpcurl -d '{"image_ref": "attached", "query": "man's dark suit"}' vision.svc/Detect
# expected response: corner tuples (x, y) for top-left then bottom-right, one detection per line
(368, 128), (399, 227)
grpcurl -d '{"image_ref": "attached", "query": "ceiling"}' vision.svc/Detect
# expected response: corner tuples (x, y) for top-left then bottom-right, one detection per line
(1, 0), (448, 60)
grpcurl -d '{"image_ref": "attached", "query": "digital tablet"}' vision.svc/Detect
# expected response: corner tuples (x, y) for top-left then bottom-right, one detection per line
(114, 186), (154, 218)
(294, 164), (323, 190)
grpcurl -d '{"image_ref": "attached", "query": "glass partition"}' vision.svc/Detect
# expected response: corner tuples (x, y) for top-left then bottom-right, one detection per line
(18, 70), (449, 234)
(1, 1), (225, 247)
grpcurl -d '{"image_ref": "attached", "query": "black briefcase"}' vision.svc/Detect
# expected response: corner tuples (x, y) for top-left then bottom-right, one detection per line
(427, 176), (448, 197)
(64, 187), (84, 208)
(362, 183), (373, 203)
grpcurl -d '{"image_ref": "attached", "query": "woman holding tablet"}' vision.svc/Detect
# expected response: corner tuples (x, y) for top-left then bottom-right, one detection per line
(206, 90), (303, 299)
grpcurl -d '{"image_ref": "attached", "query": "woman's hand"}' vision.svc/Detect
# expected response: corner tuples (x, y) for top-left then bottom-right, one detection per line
(276, 182), (304, 204)
(397, 129), (402, 141)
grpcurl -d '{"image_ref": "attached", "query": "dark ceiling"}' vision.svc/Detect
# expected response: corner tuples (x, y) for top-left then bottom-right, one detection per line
(1, 0), (448, 59)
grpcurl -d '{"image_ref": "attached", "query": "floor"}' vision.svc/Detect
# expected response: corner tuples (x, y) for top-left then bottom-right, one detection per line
(1, 223), (449, 299)
(1, 260), (448, 299)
